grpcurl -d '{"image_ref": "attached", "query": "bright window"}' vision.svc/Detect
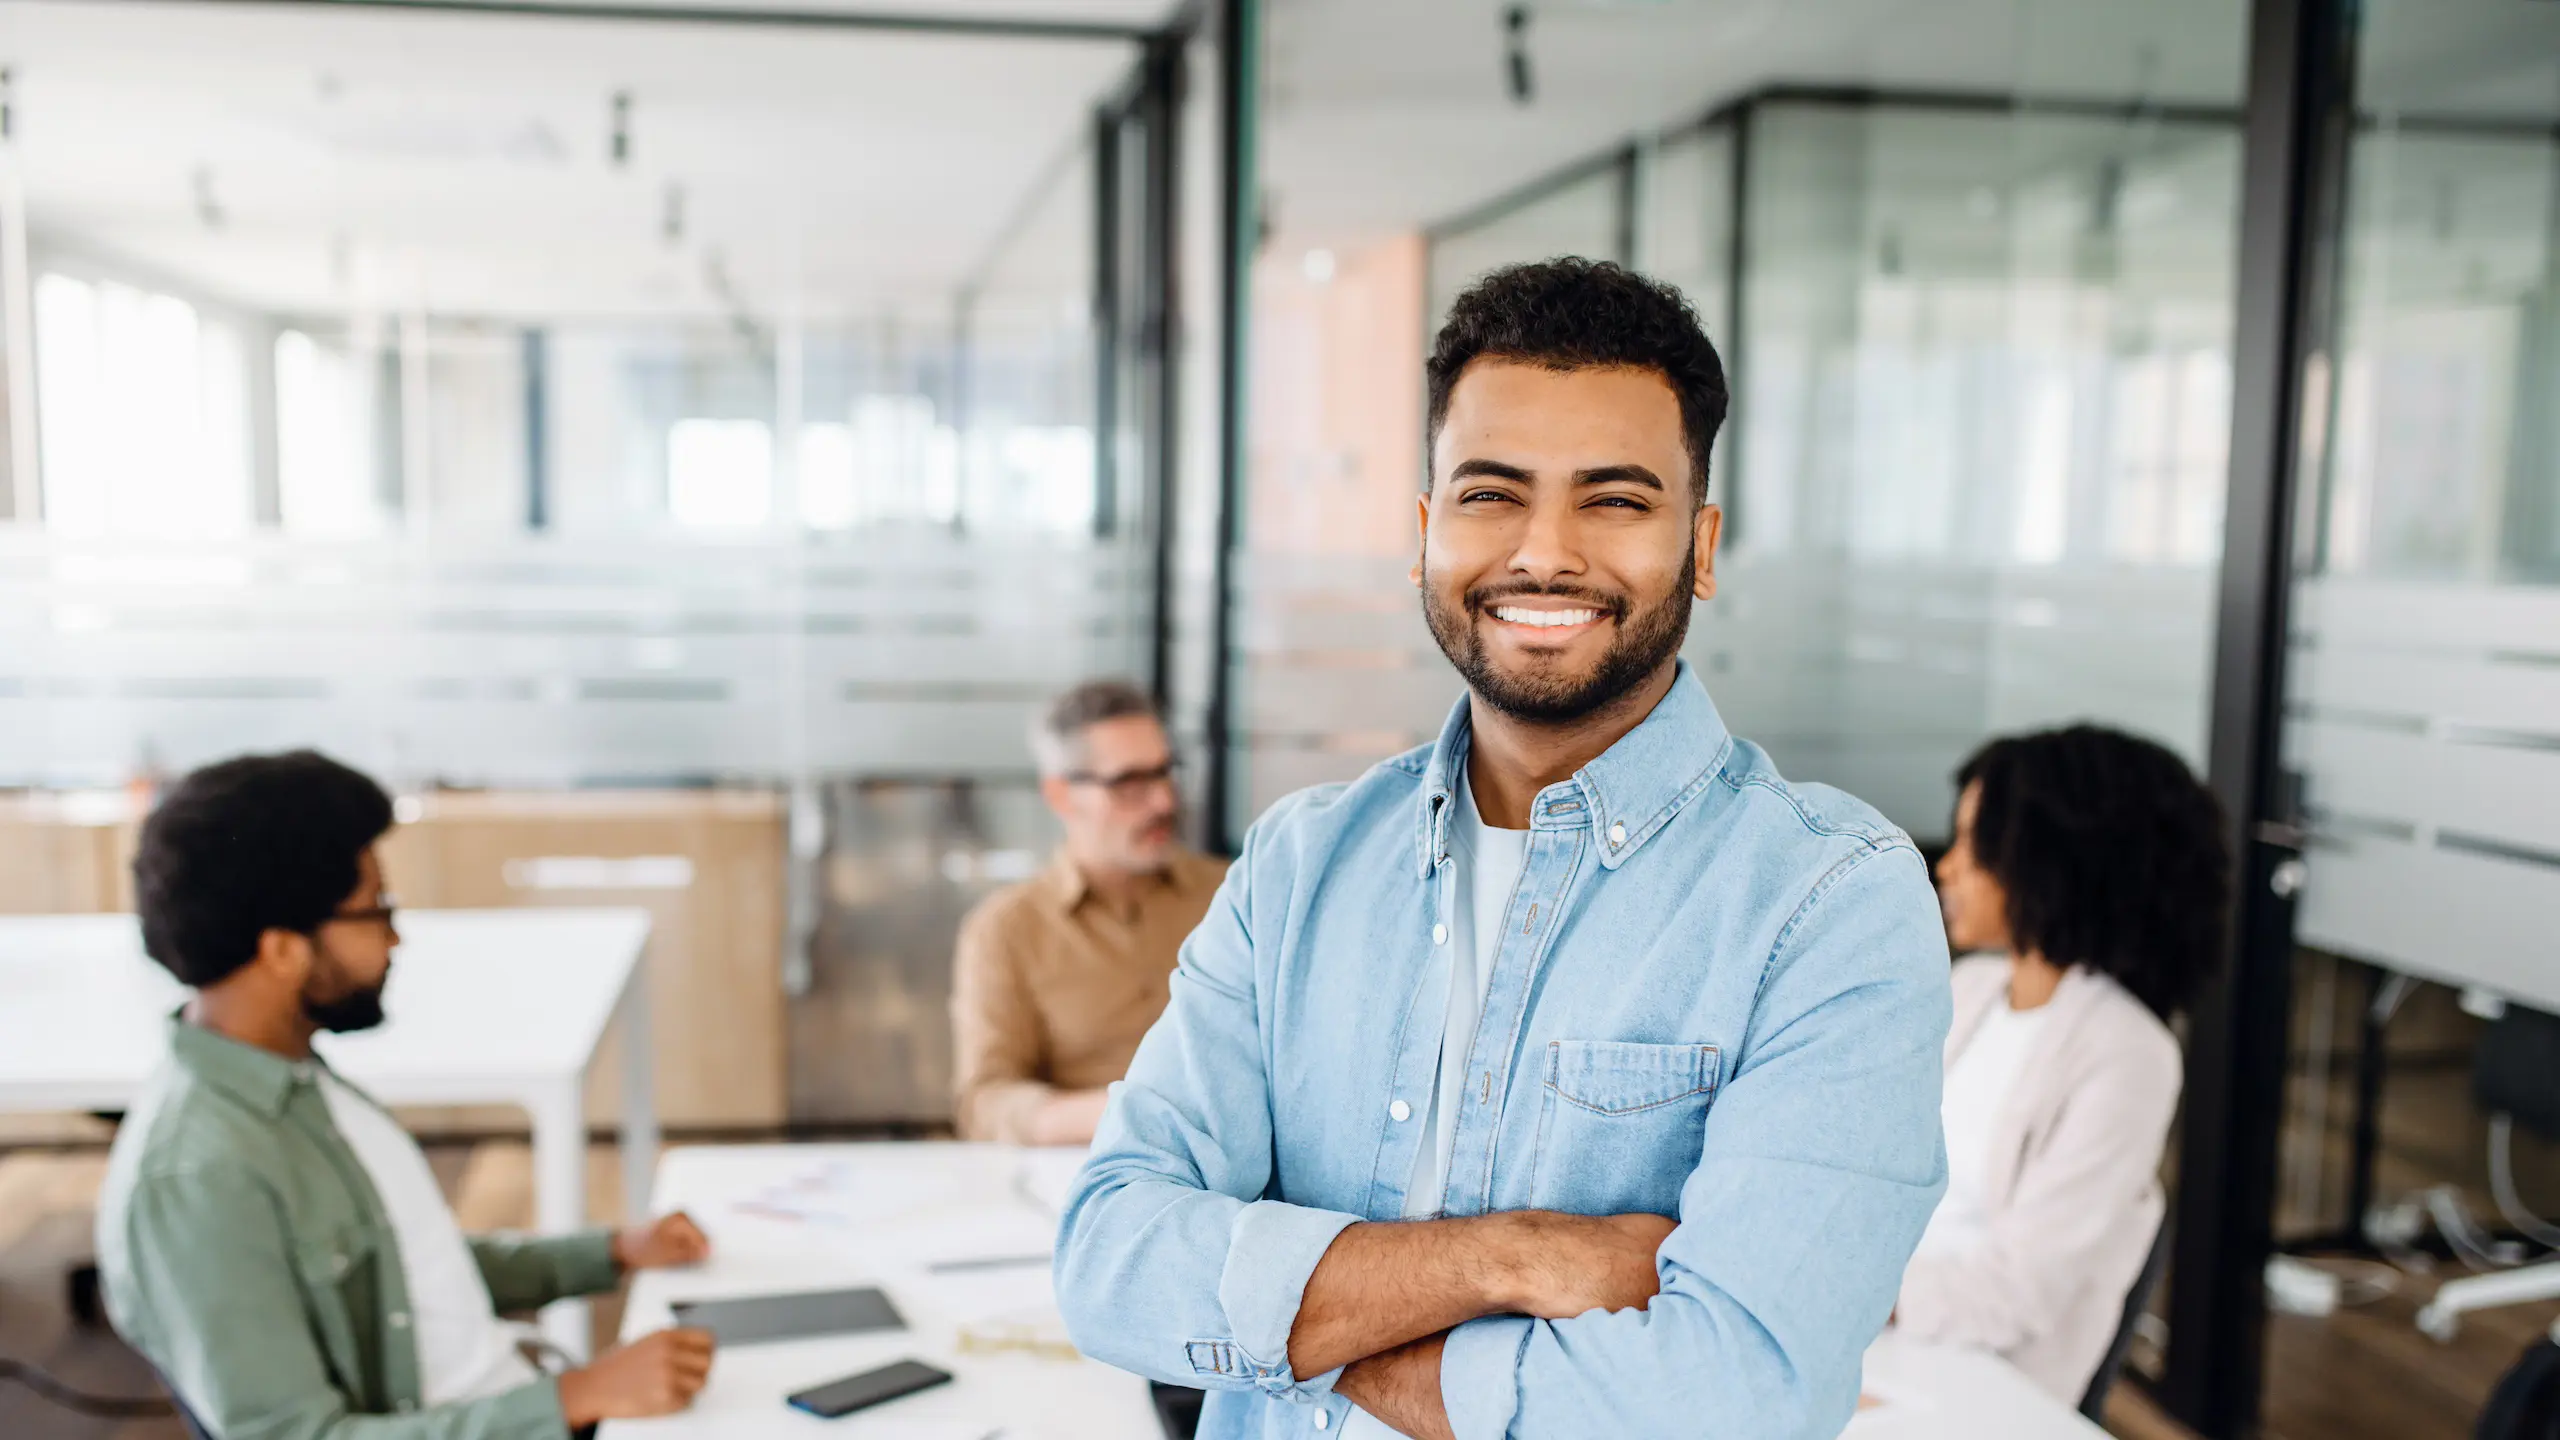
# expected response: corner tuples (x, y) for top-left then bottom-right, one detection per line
(35, 273), (252, 537)
(276, 329), (389, 536)
(667, 418), (773, 528)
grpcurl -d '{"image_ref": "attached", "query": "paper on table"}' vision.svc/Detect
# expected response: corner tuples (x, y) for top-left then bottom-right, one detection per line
(728, 1159), (968, 1231)
(1013, 1150), (1089, 1218)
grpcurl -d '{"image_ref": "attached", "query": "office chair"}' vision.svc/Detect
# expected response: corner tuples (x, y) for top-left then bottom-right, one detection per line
(2417, 1003), (2560, 1342)
(2080, 1219), (2173, 1422)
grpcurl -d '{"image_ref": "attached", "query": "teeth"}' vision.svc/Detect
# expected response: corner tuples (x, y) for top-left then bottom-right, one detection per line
(1493, 606), (1600, 628)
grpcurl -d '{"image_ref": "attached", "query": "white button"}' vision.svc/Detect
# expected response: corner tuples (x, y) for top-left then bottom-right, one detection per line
(1389, 1099), (1412, 1123)
(1432, 923), (1448, 946)
(1609, 822), (1628, 847)
(1315, 1411), (1331, 1431)
(389, 1311), (410, 1330)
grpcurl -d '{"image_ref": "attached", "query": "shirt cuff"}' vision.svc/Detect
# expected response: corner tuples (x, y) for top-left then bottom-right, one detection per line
(494, 1374), (576, 1440)
(1215, 1200), (1363, 1396)
(1440, 1315), (1530, 1440)
(555, 1230), (624, 1295)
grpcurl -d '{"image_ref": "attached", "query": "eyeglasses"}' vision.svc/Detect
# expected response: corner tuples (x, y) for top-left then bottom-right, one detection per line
(321, 895), (399, 929)
(1062, 759), (1181, 803)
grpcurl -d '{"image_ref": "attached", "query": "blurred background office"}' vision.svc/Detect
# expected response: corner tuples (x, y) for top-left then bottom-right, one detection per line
(0, 1), (2553, 1439)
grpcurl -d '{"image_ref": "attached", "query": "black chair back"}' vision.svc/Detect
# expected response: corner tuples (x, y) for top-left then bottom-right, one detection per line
(2080, 1219), (2173, 1422)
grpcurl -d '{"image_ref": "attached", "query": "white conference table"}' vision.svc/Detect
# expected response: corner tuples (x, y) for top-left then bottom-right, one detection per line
(607, 1143), (2104, 1440)
(0, 907), (657, 1356)
(607, 1142), (1152, 1440)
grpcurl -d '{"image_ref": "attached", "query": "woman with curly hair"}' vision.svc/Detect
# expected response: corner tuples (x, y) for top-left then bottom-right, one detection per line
(1892, 724), (2231, 1403)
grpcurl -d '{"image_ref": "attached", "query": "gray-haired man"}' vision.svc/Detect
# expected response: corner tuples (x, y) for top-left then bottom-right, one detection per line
(951, 680), (1228, 1146)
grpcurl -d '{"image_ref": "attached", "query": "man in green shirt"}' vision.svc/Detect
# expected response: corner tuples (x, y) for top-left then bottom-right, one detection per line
(97, 750), (720, 1439)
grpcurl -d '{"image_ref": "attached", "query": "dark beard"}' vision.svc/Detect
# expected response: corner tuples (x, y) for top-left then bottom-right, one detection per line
(303, 986), (386, 1034)
(302, 957), (388, 1034)
(1422, 546), (1696, 724)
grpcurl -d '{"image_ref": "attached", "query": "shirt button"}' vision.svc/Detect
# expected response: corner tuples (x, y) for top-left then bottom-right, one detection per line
(1314, 1411), (1331, 1431)
(1431, 923), (1448, 946)
(389, 1312), (410, 1329)
(1609, 821), (1628, 847)
(1389, 1099), (1412, 1123)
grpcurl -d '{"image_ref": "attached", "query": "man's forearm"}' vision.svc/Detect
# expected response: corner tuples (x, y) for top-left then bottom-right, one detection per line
(1285, 1208), (1674, 1380)
(1285, 1217), (1523, 1379)
(1027, 1087), (1111, 1147)
(1337, 1334), (1455, 1440)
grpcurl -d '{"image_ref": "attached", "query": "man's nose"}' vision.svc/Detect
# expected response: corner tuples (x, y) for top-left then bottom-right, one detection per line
(1506, 498), (1587, 582)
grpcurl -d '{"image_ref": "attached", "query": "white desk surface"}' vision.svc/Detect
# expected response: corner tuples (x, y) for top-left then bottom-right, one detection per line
(1852, 1333), (2108, 1439)
(609, 1143), (2103, 1440)
(0, 908), (650, 1109)
(607, 1143), (1152, 1440)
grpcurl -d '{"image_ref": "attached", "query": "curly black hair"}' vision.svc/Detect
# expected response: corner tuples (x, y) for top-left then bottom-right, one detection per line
(1427, 257), (1729, 504)
(132, 750), (394, 988)
(1957, 725), (2231, 1021)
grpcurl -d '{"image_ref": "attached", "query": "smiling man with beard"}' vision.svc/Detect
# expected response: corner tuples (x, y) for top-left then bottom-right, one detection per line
(1057, 259), (1953, 1440)
(97, 750), (720, 1440)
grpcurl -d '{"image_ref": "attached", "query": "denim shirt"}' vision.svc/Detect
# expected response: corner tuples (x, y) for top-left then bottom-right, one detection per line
(1055, 665), (1953, 1440)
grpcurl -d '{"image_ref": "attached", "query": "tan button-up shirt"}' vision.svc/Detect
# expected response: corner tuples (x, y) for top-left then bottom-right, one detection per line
(951, 845), (1228, 1143)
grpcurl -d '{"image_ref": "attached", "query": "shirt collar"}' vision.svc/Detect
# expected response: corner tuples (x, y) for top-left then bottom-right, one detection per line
(166, 1014), (315, 1119)
(1415, 659), (1734, 878)
(1044, 846), (1188, 917)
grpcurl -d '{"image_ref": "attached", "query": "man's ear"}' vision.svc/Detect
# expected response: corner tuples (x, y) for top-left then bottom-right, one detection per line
(1039, 773), (1076, 821)
(1692, 501), (1724, 602)
(1410, 493), (1431, 587)
(249, 926), (316, 990)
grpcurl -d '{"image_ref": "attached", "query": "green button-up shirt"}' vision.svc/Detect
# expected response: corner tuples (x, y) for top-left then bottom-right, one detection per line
(96, 1019), (622, 1440)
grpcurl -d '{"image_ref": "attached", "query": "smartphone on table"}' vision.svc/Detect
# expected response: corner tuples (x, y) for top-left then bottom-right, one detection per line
(785, 1359), (954, 1419)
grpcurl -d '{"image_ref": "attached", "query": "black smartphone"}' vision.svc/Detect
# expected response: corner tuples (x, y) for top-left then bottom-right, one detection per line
(785, 1359), (954, 1419)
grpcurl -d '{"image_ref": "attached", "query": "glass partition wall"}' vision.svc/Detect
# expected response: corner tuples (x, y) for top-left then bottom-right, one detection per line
(1409, 92), (2246, 841)
(0, 1), (1230, 1131)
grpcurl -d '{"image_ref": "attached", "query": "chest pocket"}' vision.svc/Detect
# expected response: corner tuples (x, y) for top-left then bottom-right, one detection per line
(1529, 1040), (1722, 1216)
(290, 1223), (386, 1403)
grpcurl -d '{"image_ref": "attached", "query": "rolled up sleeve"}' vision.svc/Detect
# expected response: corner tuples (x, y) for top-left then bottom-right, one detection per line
(1054, 802), (1364, 1400)
(1437, 843), (1953, 1440)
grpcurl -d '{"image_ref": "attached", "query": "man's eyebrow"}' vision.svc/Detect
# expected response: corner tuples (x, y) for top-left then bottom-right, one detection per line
(1572, 464), (1664, 491)
(1449, 458), (1534, 483)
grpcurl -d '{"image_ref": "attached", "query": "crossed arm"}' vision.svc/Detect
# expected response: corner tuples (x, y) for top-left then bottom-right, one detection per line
(1053, 822), (1952, 1440)
(1291, 1212), (1678, 1439)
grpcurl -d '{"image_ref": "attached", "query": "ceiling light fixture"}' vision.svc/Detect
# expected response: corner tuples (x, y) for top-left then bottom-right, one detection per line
(1505, 6), (1534, 106)
(192, 166), (225, 231)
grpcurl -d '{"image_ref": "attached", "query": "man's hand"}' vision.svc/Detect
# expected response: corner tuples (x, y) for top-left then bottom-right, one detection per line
(556, 1328), (716, 1425)
(1338, 1333), (1457, 1440)
(611, 1212), (713, 1273)
(1028, 1088), (1112, 1147)
(1495, 1211), (1676, 1319)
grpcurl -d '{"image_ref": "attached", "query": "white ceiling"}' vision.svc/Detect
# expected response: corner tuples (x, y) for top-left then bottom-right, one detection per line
(0, 0), (1151, 322)
(3, 0), (2547, 326)
(1259, 0), (2560, 258)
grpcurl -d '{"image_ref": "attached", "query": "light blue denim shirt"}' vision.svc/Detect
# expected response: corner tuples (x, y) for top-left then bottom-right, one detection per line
(1055, 663), (1952, 1440)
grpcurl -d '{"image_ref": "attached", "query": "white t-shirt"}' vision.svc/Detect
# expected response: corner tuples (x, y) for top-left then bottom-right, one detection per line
(1345, 778), (1530, 1438)
(1912, 1000), (2049, 1260)
(318, 1071), (539, 1406)
(1406, 775), (1532, 1219)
